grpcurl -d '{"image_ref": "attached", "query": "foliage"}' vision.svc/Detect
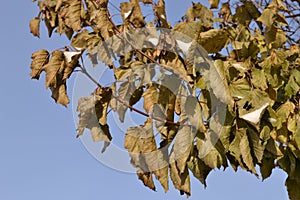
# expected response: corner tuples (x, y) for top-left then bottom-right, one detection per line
(29, 0), (300, 198)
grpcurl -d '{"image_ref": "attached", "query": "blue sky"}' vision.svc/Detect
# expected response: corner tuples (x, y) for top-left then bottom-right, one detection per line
(0, 1), (289, 199)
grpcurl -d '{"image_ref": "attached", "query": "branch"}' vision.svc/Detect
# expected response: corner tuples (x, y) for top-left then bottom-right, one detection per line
(79, 56), (181, 126)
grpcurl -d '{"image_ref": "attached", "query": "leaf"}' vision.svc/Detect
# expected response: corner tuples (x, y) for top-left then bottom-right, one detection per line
(185, 2), (213, 28)
(229, 128), (248, 170)
(137, 170), (156, 191)
(185, 95), (206, 132)
(63, 51), (81, 80)
(124, 119), (169, 191)
(129, 86), (144, 107)
(285, 70), (300, 97)
(240, 103), (269, 125)
(29, 17), (40, 37)
(187, 150), (212, 187)
(117, 81), (136, 122)
(50, 80), (70, 106)
(30, 49), (50, 79)
(63, 0), (82, 32)
(276, 101), (295, 129)
(94, 87), (112, 126)
(93, 0), (115, 40)
(234, 5), (252, 25)
(172, 126), (194, 173)
(247, 126), (265, 163)
(208, 0), (219, 9)
(71, 30), (89, 50)
(198, 29), (229, 53)
(265, 25), (287, 49)
(169, 151), (191, 197)
(207, 60), (234, 106)
(130, 0), (146, 27)
(43, 51), (65, 88)
(251, 68), (268, 90)
(154, 0), (169, 28)
(240, 133), (258, 176)
(257, 8), (275, 27)
(143, 85), (158, 113)
(76, 94), (112, 152)
(197, 130), (227, 169)
(286, 177), (300, 200)
(260, 155), (275, 181)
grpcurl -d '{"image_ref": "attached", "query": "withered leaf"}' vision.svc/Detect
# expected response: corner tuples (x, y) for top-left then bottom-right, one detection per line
(29, 17), (40, 37)
(30, 49), (50, 79)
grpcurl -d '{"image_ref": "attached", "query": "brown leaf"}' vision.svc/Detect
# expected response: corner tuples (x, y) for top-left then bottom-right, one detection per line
(198, 29), (229, 53)
(125, 119), (169, 191)
(30, 49), (50, 79)
(43, 51), (65, 88)
(50, 80), (70, 106)
(29, 17), (40, 37)
(63, 51), (81, 80)
(208, 0), (219, 9)
(137, 170), (156, 191)
(170, 151), (191, 197)
(76, 94), (112, 152)
(63, 0), (82, 32)
(142, 85), (158, 113)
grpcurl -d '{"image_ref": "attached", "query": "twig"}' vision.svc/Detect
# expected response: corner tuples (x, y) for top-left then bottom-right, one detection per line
(79, 56), (181, 126)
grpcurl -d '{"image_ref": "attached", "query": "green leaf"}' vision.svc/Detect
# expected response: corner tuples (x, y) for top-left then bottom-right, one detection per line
(251, 68), (268, 90)
(265, 25), (287, 49)
(229, 128), (247, 170)
(30, 49), (50, 79)
(29, 17), (40, 37)
(248, 127), (265, 163)
(285, 70), (300, 97)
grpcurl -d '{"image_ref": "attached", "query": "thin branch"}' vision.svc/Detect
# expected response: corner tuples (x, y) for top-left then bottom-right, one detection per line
(80, 56), (181, 126)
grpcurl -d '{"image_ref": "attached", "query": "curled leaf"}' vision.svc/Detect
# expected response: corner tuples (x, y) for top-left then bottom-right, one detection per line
(30, 49), (50, 79)
(29, 17), (40, 37)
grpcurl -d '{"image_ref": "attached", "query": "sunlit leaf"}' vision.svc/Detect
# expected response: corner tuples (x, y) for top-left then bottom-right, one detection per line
(29, 17), (40, 37)
(30, 49), (49, 79)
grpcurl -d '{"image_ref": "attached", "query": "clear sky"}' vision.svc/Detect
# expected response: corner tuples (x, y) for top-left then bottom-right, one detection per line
(0, 1), (289, 200)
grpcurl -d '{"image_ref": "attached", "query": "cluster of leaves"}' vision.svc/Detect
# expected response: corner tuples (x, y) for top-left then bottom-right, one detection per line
(29, 0), (300, 199)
